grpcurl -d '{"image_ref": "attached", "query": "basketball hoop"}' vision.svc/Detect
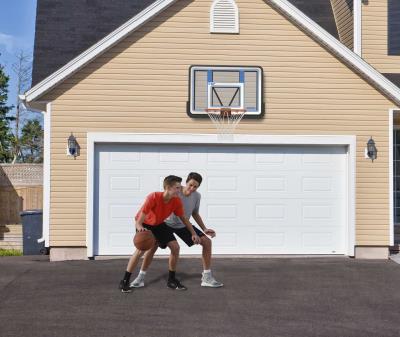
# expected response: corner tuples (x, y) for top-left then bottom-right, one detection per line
(205, 108), (246, 140)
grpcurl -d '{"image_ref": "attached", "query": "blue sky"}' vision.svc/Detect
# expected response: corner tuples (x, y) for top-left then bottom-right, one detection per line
(0, 0), (37, 108)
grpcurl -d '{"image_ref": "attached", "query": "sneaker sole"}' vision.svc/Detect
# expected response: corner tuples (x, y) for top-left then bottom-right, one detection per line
(167, 285), (187, 291)
(130, 283), (144, 288)
(130, 282), (144, 288)
(201, 282), (224, 288)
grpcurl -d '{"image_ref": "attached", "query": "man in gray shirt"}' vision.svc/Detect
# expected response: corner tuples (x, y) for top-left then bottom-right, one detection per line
(131, 172), (223, 288)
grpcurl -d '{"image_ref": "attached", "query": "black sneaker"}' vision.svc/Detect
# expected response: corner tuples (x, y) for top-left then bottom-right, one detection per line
(167, 278), (187, 290)
(119, 280), (133, 293)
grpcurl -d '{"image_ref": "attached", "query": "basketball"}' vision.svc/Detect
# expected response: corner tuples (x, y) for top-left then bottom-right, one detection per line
(133, 230), (156, 250)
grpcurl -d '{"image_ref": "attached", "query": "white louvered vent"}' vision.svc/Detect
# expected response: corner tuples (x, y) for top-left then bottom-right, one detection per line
(210, 0), (239, 34)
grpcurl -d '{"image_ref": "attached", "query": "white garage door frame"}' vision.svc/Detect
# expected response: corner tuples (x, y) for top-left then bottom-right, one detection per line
(86, 133), (356, 257)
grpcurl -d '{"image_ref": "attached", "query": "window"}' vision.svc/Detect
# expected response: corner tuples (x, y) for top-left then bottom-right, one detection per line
(210, 0), (239, 34)
(388, 0), (400, 55)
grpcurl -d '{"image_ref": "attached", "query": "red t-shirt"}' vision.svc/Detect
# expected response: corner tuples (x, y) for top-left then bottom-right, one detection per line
(135, 192), (184, 226)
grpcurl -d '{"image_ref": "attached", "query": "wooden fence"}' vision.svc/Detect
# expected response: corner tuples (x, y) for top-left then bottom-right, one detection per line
(0, 186), (43, 224)
(0, 164), (43, 250)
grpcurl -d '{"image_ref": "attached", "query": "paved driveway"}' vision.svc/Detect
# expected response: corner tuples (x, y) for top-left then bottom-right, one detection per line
(0, 256), (399, 337)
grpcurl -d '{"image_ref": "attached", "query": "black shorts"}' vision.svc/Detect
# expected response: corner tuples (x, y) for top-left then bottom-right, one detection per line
(143, 223), (176, 248)
(172, 226), (205, 247)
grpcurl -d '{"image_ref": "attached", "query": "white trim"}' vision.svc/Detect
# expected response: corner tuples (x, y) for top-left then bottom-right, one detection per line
(268, 0), (400, 105)
(210, 0), (239, 34)
(43, 103), (51, 247)
(28, 102), (50, 247)
(389, 109), (395, 246)
(86, 132), (356, 257)
(87, 134), (96, 257)
(207, 83), (244, 109)
(349, 135), (356, 256)
(353, 0), (362, 56)
(24, 0), (178, 102)
(25, 0), (400, 106)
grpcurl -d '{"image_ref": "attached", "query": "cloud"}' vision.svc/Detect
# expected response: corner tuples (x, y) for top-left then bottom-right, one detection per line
(0, 32), (16, 53)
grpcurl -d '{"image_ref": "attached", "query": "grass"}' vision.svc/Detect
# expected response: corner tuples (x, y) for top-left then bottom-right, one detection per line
(0, 249), (23, 256)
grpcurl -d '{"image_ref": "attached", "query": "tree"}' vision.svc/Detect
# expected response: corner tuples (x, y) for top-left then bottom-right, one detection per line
(0, 61), (14, 163)
(11, 50), (34, 163)
(20, 119), (43, 163)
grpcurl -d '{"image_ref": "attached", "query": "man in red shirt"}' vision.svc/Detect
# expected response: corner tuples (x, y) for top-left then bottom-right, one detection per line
(119, 175), (200, 293)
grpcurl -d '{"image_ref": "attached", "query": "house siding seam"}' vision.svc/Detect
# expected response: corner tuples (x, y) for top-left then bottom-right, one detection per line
(39, 0), (395, 247)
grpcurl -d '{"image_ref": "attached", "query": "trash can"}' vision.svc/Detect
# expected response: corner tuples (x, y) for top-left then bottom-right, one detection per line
(20, 210), (45, 255)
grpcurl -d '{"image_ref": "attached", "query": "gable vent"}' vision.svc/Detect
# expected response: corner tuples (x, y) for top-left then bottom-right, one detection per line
(210, 0), (239, 34)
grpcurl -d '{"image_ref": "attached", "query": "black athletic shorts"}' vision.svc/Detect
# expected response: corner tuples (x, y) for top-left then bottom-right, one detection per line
(172, 225), (205, 247)
(142, 223), (176, 248)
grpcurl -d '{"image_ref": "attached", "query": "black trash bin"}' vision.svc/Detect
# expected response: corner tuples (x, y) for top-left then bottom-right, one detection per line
(20, 210), (45, 255)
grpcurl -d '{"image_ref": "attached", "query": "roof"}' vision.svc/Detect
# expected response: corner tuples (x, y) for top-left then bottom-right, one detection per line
(384, 73), (400, 88)
(32, 0), (338, 86)
(32, 0), (157, 85)
(287, 0), (339, 39)
(25, 0), (400, 107)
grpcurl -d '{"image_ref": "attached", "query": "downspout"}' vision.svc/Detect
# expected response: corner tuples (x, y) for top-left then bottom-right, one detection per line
(19, 95), (51, 249)
(354, 0), (362, 56)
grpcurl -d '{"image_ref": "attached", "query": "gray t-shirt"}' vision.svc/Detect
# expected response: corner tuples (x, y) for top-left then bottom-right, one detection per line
(166, 190), (201, 229)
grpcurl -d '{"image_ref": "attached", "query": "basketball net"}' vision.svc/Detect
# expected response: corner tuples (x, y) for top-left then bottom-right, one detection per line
(206, 108), (246, 141)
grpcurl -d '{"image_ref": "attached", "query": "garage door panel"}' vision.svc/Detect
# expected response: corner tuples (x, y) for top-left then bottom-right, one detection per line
(95, 144), (347, 255)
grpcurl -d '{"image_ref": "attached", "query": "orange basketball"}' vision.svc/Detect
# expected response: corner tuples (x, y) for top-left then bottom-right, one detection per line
(133, 230), (156, 251)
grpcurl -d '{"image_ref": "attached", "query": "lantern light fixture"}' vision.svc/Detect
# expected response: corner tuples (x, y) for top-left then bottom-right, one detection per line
(67, 133), (78, 158)
(366, 137), (377, 162)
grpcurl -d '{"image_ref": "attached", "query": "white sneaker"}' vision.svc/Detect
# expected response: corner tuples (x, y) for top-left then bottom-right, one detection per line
(130, 275), (145, 288)
(201, 272), (223, 288)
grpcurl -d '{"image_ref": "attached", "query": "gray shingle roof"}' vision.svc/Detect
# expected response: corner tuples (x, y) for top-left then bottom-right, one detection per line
(32, 0), (156, 85)
(287, 0), (339, 39)
(384, 73), (400, 88)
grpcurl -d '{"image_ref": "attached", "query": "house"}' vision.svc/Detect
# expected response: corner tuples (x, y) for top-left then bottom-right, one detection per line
(22, 0), (400, 261)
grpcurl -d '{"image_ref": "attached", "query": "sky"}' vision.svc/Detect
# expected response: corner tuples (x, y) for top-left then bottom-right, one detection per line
(0, 0), (37, 109)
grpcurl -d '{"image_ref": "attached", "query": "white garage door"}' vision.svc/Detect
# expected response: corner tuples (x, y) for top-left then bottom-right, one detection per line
(94, 143), (347, 255)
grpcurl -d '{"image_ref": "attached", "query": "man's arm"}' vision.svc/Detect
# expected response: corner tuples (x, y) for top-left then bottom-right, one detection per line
(179, 215), (201, 244)
(135, 212), (146, 231)
(192, 212), (216, 238)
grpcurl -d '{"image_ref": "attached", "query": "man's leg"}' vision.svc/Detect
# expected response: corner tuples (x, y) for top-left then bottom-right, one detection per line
(166, 240), (187, 290)
(168, 240), (180, 273)
(119, 249), (145, 293)
(199, 235), (223, 288)
(200, 235), (212, 270)
(131, 243), (158, 287)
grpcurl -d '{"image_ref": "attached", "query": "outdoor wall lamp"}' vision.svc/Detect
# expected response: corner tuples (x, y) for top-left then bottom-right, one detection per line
(366, 137), (377, 162)
(67, 133), (78, 158)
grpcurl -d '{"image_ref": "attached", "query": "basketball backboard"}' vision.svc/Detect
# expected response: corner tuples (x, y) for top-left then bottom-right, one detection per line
(187, 65), (264, 118)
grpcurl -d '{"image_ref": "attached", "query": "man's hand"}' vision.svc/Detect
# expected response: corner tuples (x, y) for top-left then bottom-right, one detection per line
(136, 223), (145, 232)
(204, 228), (216, 238)
(192, 234), (201, 244)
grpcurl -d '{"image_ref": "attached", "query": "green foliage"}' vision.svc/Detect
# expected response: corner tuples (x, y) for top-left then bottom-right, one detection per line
(21, 119), (44, 163)
(0, 248), (23, 256)
(0, 63), (14, 163)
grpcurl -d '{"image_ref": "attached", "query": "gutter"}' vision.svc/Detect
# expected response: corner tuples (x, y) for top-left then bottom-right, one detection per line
(19, 95), (51, 248)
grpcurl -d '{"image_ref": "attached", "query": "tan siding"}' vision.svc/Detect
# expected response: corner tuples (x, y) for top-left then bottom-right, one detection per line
(362, 0), (400, 73)
(331, 0), (354, 50)
(40, 0), (397, 247)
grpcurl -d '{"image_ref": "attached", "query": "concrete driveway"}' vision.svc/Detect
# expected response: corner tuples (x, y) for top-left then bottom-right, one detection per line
(1, 256), (399, 337)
